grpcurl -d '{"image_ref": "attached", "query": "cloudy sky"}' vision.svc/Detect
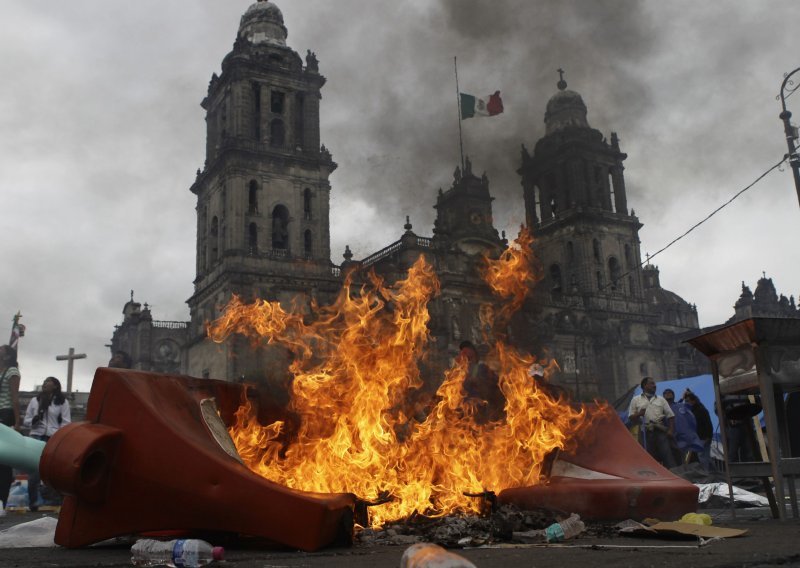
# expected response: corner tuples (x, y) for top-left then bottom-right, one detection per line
(2, 1), (799, 392)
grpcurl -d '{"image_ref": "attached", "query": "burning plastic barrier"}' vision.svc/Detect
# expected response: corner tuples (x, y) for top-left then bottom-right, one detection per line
(498, 409), (699, 520)
(208, 229), (697, 524)
(3, 229), (696, 549)
(38, 370), (356, 551)
(209, 230), (594, 525)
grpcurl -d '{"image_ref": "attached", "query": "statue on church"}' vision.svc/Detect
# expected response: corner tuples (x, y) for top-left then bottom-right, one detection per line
(306, 50), (319, 72)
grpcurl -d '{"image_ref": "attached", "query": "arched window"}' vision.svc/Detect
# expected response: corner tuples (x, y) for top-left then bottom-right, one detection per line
(608, 257), (621, 289)
(210, 216), (219, 263)
(608, 169), (617, 212)
(271, 205), (290, 250)
(532, 184), (542, 223)
(295, 93), (305, 148)
(271, 90), (285, 113)
(549, 196), (558, 217)
(566, 241), (574, 262)
(596, 270), (603, 290)
(248, 223), (258, 254)
(199, 207), (208, 272)
(248, 180), (258, 214)
(303, 188), (312, 220)
(270, 119), (285, 147)
(593, 238), (601, 262)
(550, 264), (563, 292)
(304, 229), (313, 258)
(252, 82), (261, 140)
(624, 244), (631, 267)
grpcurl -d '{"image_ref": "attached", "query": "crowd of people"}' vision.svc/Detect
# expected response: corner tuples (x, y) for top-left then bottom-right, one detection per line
(0, 343), (72, 511)
(626, 375), (762, 472)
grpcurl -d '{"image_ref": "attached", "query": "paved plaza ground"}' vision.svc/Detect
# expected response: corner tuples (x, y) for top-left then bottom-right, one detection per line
(0, 506), (798, 568)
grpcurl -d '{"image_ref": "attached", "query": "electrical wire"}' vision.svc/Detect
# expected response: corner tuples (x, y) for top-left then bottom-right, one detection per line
(598, 155), (788, 293)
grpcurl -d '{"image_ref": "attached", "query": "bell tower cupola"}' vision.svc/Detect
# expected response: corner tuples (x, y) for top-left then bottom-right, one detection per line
(186, 0), (339, 380)
(518, 71), (643, 299)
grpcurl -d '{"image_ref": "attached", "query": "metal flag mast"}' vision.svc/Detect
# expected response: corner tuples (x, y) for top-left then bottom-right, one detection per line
(454, 56), (465, 172)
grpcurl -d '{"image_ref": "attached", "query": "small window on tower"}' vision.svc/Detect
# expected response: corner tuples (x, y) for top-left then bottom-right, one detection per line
(248, 180), (259, 214)
(271, 91), (285, 114)
(304, 229), (313, 259)
(270, 119), (285, 147)
(303, 188), (312, 220)
(550, 264), (563, 293)
(608, 257), (621, 289)
(248, 223), (258, 254)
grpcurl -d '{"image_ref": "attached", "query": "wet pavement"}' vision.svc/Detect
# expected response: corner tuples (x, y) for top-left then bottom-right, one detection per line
(0, 506), (798, 568)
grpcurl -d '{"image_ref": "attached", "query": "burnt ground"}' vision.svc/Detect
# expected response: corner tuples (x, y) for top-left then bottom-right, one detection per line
(0, 506), (798, 568)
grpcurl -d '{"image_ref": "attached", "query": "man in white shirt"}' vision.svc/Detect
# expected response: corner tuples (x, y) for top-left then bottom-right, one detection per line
(627, 376), (676, 468)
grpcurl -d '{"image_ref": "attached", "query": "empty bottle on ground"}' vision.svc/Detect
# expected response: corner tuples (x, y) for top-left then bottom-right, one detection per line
(512, 513), (586, 543)
(130, 538), (224, 567)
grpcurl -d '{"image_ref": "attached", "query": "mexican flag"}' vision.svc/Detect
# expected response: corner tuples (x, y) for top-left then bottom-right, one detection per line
(460, 91), (503, 119)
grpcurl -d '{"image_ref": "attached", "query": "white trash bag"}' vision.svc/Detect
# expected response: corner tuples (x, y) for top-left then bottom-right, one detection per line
(0, 516), (59, 548)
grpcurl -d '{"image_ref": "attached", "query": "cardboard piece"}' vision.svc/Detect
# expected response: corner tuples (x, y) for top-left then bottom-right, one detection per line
(621, 520), (747, 539)
(649, 522), (747, 538)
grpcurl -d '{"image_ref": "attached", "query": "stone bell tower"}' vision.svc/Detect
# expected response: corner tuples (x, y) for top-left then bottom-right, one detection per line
(518, 72), (700, 398)
(186, 0), (340, 381)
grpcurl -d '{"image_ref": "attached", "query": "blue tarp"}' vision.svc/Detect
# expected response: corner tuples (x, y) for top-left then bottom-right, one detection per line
(615, 374), (716, 453)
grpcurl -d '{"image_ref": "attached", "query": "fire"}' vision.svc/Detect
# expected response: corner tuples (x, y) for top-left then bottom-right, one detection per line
(208, 229), (592, 526)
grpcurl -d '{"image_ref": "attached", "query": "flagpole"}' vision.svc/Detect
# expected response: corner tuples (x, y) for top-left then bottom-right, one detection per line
(454, 56), (465, 172)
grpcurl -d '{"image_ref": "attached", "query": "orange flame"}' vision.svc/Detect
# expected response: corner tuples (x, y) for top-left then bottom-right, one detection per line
(208, 229), (591, 526)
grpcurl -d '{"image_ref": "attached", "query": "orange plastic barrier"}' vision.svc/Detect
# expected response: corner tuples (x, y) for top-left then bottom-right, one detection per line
(40, 368), (356, 551)
(499, 408), (699, 520)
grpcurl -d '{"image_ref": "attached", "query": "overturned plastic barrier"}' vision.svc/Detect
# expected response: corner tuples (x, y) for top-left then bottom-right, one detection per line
(499, 408), (700, 520)
(39, 368), (356, 551)
(21, 369), (699, 551)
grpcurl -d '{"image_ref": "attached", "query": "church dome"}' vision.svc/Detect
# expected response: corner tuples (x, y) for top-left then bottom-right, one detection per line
(544, 77), (590, 135)
(239, 0), (287, 46)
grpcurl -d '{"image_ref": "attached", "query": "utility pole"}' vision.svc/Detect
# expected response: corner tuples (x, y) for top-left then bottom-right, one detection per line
(56, 347), (87, 395)
(778, 67), (800, 207)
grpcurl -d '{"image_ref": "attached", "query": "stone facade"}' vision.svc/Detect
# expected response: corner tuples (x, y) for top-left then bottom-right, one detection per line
(110, 0), (709, 401)
(728, 276), (800, 323)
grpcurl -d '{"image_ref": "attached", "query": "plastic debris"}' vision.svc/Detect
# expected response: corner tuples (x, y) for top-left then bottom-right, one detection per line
(680, 512), (712, 525)
(0, 516), (59, 548)
(401, 543), (477, 568)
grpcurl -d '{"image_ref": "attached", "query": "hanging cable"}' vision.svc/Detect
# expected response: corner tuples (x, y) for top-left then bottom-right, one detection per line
(598, 155), (787, 293)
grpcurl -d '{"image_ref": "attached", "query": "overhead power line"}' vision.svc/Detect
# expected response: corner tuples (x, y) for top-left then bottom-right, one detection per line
(644, 156), (786, 266)
(596, 155), (788, 294)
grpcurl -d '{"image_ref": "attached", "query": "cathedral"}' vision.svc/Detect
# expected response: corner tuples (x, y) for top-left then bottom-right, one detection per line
(111, 0), (721, 401)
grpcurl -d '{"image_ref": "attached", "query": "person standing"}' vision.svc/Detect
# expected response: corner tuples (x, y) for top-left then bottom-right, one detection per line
(0, 344), (21, 509)
(23, 377), (71, 511)
(458, 341), (503, 423)
(107, 350), (132, 369)
(627, 377), (677, 468)
(683, 390), (713, 471)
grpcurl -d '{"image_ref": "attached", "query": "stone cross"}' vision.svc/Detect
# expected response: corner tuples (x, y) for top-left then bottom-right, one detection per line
(56, 347), (87, 395)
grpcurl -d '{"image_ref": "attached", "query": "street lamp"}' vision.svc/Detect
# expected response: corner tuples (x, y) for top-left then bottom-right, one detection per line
(778, 67), (800, 207)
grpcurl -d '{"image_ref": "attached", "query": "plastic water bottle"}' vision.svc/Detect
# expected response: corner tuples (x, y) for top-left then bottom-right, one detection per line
(130, 538), (224, 567)
(400, 543), (477, 568)
(513, 513), (586, 543)
(544, 513), (585, 542)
